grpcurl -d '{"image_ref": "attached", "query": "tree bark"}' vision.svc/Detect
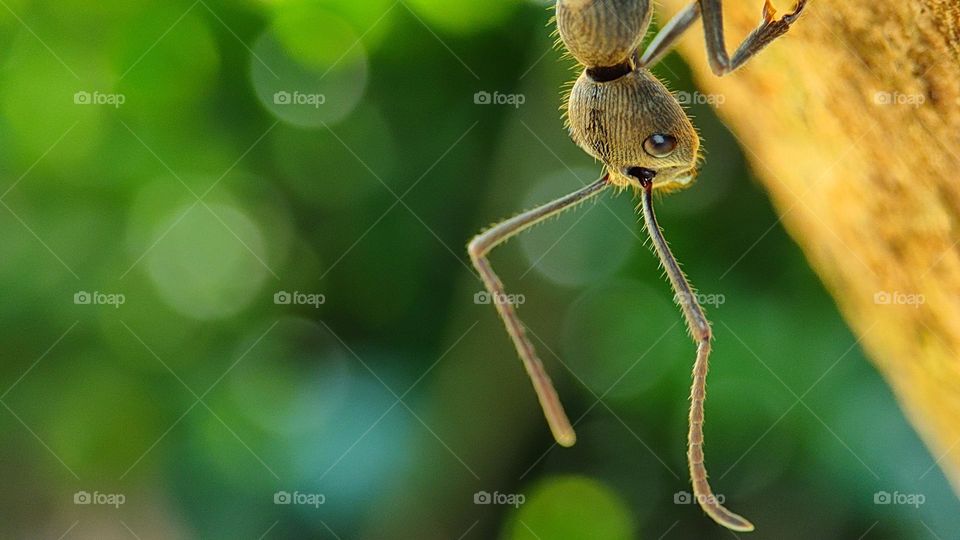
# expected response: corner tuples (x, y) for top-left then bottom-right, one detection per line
(660, 0), (960, 491)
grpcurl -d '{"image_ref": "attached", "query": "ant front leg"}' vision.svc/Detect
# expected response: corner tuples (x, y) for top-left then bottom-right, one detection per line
(639, 181), (755, 532)
(637, 2), (702, 69)
(638, 0), (806, 73)
(468, 174), (610, 447)
(700, 0), (806, 75)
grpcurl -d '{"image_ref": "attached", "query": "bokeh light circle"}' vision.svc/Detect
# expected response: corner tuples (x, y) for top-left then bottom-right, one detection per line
(294, 0), (397, 50)
(1, 28), (103, 171)
(228, 317), (352, 436)
(405, 0), (521, 34)
(272, 104), (398, 208)
(562, 279), (687, 401)
(509, 475), (633, 539)
(518, 169), (635, 287)
(251, 8), (368, 127)
(146, 202), (270, 320)
(114, 6), (219, 114)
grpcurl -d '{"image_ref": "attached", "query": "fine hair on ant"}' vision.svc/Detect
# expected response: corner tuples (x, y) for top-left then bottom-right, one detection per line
(469, 0), (805, 531)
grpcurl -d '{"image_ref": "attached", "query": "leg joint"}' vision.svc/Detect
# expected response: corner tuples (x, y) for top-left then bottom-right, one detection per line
(467, 235), (486, 261)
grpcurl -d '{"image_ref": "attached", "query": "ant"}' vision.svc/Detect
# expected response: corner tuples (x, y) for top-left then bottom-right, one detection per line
(468, 0), (805, 532)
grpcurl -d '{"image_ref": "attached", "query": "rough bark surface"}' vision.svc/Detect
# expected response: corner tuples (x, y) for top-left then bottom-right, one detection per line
(660, 0), (960, 490)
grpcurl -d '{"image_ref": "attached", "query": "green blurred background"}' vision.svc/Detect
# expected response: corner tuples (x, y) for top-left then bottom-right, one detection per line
(0, 0), (957, 538)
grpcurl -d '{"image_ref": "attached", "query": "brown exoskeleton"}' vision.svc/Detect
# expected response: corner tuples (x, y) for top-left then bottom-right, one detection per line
(468, 0), (805, 532)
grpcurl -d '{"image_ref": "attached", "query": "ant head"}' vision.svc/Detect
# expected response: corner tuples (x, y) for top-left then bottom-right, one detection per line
(556, 0), (652, 67)
(566, 68), (700, 192)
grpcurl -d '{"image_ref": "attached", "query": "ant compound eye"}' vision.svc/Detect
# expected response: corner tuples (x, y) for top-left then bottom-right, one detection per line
(643, 133), (677, 158)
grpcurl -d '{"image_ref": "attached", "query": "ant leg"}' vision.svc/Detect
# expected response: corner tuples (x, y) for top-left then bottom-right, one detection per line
(639, 182), (754, 532)
(468, 174), (610, 447)
(636, 2), (702, 69)
(699, 0), (806, 76)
